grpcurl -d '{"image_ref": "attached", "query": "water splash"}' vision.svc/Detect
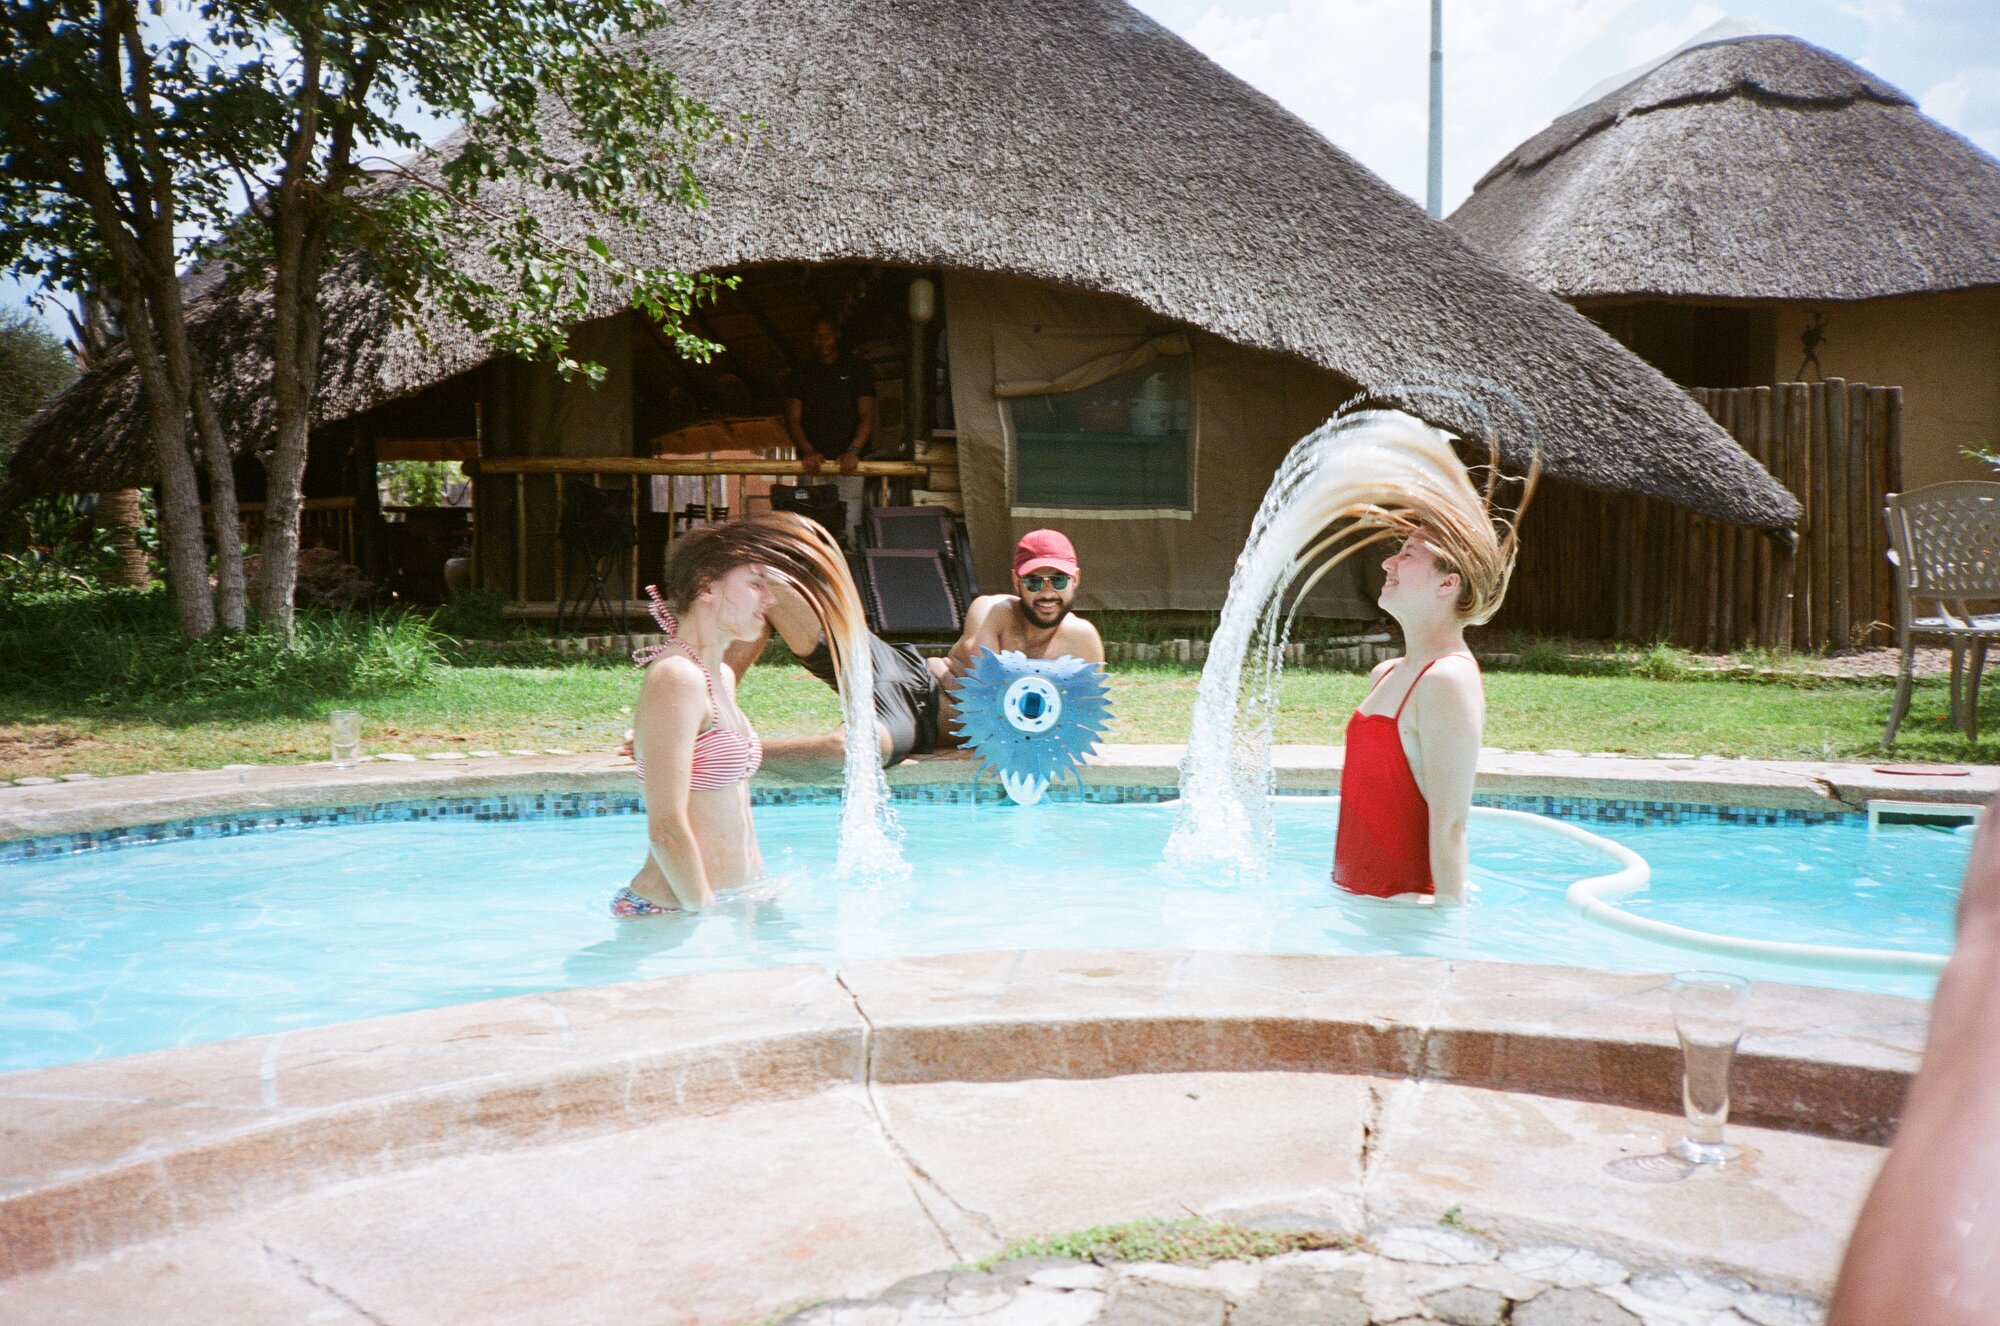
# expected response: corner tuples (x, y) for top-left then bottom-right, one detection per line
(1166, 402), (1521, 872)
(746, 512), (907, 880)
(830, 614), (908, 879)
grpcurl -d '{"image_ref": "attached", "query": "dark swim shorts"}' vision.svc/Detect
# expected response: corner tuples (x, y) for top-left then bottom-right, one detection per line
(797, 634), (941, 766)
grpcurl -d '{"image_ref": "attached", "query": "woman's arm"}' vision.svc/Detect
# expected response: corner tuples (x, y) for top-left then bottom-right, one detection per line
(1410, 658), (1484, 906)
(1829, 800), (2000, 1325)
(635, 658), (719, 910)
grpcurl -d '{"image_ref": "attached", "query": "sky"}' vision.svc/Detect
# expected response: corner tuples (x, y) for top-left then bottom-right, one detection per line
(5, 0), (1996, 338)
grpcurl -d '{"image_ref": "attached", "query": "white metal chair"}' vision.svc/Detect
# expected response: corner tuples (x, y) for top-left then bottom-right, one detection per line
(1883, 482), (2000, 744)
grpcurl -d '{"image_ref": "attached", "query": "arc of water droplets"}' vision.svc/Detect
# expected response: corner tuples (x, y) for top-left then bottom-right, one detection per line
(828, 607), (908, 879)
(1166, 409), (1487, 873)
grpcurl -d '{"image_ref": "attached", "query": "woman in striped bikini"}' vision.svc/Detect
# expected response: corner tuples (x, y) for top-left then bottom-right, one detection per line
(612, 517), (856, 917)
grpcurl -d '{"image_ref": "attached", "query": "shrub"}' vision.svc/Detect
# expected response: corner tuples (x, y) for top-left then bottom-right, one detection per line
(1628, 641), (1692, 682)
(0, 494), (131, 596)
(0, 588), (441, 705)
(429, 588), (515, 640)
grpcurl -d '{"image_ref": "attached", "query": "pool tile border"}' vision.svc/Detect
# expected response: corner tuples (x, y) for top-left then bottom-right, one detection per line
(0, 783), (1859, 863)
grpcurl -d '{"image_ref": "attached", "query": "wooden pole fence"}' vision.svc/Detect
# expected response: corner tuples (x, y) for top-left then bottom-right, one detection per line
(1497, 382), (1902, 651)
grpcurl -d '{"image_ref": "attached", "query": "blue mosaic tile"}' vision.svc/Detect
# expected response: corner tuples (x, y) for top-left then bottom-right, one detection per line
(0, 780), (1858, 864)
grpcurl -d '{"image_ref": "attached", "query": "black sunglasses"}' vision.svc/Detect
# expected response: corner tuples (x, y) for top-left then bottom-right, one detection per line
(1018, 573), (1072, 592)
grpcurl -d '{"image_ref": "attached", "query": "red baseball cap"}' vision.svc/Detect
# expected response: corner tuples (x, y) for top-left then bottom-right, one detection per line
(1013, 529), (1079, 578)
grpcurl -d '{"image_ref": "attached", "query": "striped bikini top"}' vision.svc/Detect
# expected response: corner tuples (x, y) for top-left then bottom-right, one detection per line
(631, 587), (762, 791)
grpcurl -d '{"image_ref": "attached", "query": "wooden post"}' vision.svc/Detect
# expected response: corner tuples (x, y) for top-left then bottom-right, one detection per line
(1841, 381), (1869, 647)
(553, 472), (566, 615)
(1751, 387), (1774, 648)
(1782, 384), (1809, 650)
(514, 473), (527, 605)
(1665, 500), (1686, 645)
(1823, 379), (1851, 651)
(1872, 387), (1901, 647)
(1712, 391), (1735, 651)
(351, 417), (382, 583)
(1850, 383), (1877, 643)
(1731, 391), (1756, 648)
(1806, 383), (1831, 649)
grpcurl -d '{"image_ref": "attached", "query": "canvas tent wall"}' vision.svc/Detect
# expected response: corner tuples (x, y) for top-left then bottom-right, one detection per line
(944, 272), (1368, 614)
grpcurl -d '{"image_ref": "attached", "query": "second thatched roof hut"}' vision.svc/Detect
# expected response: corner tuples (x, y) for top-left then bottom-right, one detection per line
(1451, 31), (2000, 491)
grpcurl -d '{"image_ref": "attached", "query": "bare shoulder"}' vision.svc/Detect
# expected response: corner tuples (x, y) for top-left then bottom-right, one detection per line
(1370, 657), (1397, 682)
(1061, 614), (1105, 662)
(1414, 654), (1485, 709)
(963, 595), (1011, 641)
(640, 654), (708, 704)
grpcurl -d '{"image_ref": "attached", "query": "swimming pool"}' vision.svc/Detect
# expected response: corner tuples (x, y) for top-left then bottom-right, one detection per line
(0, 796), (1964, 1073)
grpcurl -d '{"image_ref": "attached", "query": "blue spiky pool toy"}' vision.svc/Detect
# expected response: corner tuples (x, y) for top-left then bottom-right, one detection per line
(954, 648), (1113, 805)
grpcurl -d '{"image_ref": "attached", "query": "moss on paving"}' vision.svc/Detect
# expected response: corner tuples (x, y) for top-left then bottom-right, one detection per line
(975, 1217), (1356, 1269)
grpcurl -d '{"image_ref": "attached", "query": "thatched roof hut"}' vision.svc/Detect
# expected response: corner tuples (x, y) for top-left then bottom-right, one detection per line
(1450, 33), (2000, 302)
(5, 0), (1797, 531)
(1450, 32), (2000, 496)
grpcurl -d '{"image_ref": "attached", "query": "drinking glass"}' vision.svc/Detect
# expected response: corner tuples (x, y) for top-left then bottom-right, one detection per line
(329, 710), (361, 767)
(1668, 971), (1750, 1164)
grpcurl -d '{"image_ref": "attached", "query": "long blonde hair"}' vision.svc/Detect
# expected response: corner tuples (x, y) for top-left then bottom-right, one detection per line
(1285, 408), (1537, 625)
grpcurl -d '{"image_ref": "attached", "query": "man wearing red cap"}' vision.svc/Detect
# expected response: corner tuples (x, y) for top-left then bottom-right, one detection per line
(726, 528), (1101, 774)
(923, 529), (1104, 749)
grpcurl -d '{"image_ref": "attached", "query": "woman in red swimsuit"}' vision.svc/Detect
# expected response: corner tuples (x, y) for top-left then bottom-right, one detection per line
(1333, 529), (1491, 904)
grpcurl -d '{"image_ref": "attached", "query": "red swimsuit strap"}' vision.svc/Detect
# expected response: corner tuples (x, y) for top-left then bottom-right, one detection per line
(1361, 651), (1476, 721)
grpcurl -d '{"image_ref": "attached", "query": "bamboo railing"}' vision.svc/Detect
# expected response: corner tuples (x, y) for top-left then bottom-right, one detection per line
(199, 496), (359, 564)
(1499, 381), (1902, 651)
(471, 455), (931, 614)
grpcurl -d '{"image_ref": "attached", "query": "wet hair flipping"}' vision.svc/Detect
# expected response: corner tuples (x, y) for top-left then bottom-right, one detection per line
(657, 512), (868, 674)
(1285, 408), (1538, 626)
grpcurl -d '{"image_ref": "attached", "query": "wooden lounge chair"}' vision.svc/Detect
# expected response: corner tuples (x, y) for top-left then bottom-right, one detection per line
(1883, 481), (2000, 743)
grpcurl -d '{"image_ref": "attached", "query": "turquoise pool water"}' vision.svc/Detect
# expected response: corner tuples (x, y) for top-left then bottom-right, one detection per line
(0, 799), (1965, 1073)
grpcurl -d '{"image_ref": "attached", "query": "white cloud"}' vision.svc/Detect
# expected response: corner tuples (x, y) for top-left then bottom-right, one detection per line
(1620, 4), (1730, 64)
(1837, 0), (1907, 24)
(1921, 68), (2000, 157)
(1169, 0), (1641, 208)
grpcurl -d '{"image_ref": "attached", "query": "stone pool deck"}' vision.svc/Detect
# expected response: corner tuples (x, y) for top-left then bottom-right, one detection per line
(0, 750), (1970, 1323)
(1, 744), (1995, 842)
(0, 951), (1924, 1324)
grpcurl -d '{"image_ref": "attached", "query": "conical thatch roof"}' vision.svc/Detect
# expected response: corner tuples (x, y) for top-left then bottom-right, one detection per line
(1451, 34), (2000, 303)
(6, 0), (1797, 528)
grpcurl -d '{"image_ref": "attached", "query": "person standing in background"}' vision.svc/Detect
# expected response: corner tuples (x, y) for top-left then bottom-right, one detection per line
(784, 317), (875, 543)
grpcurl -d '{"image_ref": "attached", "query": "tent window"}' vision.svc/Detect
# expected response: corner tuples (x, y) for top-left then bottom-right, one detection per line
(1007, 358), (1192, 511)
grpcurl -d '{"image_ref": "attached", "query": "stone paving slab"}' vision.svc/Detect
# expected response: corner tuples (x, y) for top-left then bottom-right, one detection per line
(869, 1072), (1375, 1249)
(0, 1070), (1868, 1325)
(1361, 1080), (1884, 1293)
(0, 950), (1926, 1282)
(6, 747), (1994, 843)
(0, 1086), (950, 1326)
(0, 964), (864, 1277)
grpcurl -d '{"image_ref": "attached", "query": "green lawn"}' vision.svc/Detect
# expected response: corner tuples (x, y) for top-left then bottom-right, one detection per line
(3, 657), (1995, 779)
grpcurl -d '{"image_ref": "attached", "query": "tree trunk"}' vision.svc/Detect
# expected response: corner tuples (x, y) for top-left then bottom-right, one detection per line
(192, 378), (246, 629)
(118, 298), (214, 638)
(259, 194), (326, 642)
(94, 487), (151, 589)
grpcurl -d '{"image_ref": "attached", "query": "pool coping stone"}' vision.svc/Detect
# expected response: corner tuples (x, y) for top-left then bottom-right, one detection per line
(0, 949), (1927, 1282)
(1, 745), (1993, 844)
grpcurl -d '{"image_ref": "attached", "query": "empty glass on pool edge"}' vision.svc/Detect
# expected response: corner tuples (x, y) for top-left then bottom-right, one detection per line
(1669, 971), (1750, 1164)
(330, 710), (361, 767)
